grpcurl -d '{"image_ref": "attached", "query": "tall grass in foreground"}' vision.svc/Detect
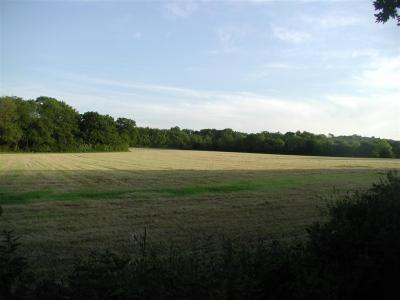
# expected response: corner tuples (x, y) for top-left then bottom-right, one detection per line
(1, 172), (400, 300)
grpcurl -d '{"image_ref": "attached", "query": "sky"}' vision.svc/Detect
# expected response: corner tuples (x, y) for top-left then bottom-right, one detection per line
(1, 0), (399, 139)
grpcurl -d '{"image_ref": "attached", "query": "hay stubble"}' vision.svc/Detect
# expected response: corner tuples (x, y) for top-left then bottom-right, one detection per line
(0, 148), (399, 272)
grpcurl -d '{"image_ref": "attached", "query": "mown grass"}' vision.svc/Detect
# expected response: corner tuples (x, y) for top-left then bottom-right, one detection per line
(0, 172), (380, 205)
(0, 149), (398, 274)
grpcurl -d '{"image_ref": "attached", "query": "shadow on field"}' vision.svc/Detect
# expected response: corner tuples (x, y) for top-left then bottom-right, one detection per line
(0, 168), (388, 276)
(0, 168), (384, 204)
(1, 172), (400, 299)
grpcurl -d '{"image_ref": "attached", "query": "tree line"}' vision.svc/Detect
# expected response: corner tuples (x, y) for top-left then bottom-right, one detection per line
(1, 96), (399, 158)
(0, 96), (129, 152)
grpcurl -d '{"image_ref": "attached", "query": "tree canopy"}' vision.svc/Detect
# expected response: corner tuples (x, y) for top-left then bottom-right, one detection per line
(0, 96), (399, 158)
(374, 0), (400, 25)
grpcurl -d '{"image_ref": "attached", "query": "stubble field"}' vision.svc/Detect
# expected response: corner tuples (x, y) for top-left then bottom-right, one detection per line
(1, 148), (399, 271)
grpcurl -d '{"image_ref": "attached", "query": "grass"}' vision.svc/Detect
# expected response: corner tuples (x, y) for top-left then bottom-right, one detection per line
(0, 172), (382, 205)
(0, 148), (399, 273)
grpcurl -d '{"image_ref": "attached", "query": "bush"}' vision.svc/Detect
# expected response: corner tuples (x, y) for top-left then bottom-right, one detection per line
(303, 171), (400, 299)
(0, 230), (32, 299)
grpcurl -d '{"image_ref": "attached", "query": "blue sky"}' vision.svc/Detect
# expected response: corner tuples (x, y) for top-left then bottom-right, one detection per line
(1, 0), (399, 139)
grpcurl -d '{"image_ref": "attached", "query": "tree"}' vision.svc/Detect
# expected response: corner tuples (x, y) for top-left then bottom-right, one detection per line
(375, 139), (394, 158)
(216, 129), (237, 151)
(374, 0), (400, 25)
(0, 97), (23, 150)
(80, 112), (127, 150)
(168, 126), (190, 149)
(35, 97), (80, 151)
(15, 99), (38, 151)
(116, 118), (137, 146)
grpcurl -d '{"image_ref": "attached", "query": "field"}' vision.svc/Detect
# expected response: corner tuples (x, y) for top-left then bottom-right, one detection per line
(1, 148), (399, 271)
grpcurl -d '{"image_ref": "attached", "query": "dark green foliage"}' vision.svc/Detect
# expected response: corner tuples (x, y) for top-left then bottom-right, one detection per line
(2, 173), (400, 299)
(15, 99), (39, 151)
(0, 230), (32, 299)
(0, 96), (82, 152)
(374, 0), (400, 25)
(0, 97), (23, 151)
(1, 95), (399, 157)
(116, 118), (138, 146)
(80, 112), (128, 151)
(33, 97), (81, 151)
(34, 237), (299, 300)
(303, 171), (400, 299)
(0, 96), (129, 152)
(135, 128), (400, 159)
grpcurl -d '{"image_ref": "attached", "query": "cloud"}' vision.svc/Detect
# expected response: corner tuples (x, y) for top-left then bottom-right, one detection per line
(4, 72), (399, 139)
(325, 94), (400, 139)
(205, 47), (240, 55)
(302, 14), (362, 29)
(217, 28), (234, 44)
(130, 32), (142, 39)
(271, 25), (311, 43)
(206, 27), (247, 55)
(244, 62), (303, 80)
(322, 54), (400, 139)
(355, 55), (400, 91)
(164, 0), (199, 18)
(262, 62), (298, 69)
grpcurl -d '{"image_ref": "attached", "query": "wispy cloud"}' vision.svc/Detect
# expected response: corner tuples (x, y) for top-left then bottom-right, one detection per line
(4, 71), (399, 139)
(271, 25), (311, 43)
(130, 32), (142, 40)
(206, 27), (247, 55)
(325, 94), (400, 138)
(244, 62), (302, 80)
(164, 0), (199, 18)
(3, 0), (398, 139)
(302, 14), (362, 29)
(262, 62), (297, 69)
(355, 55), (400, 91)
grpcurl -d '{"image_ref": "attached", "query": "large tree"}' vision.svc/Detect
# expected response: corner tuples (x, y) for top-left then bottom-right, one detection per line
(116, 117), (137, 146)
(35, 96), (80, 151)
(80, 112), (125, 150)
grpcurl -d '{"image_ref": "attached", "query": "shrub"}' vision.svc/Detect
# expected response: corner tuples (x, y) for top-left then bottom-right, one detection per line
(303, 171), (400, 299)
(0, 230), (32, 299)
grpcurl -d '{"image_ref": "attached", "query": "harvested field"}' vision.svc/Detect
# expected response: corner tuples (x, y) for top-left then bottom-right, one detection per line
(0, 148), (399, 271)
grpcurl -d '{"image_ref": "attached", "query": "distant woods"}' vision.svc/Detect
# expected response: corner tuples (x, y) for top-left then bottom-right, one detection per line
(0, 96), (399, 158)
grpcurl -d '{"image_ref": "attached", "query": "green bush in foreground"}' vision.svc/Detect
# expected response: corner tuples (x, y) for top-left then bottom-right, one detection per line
(1, 172), (400, 299)
(0, 230), (31, 300)
(303, 171), (400, 299)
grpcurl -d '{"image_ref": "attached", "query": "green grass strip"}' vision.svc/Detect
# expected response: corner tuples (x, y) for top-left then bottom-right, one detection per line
(0, 172), (381, 205)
